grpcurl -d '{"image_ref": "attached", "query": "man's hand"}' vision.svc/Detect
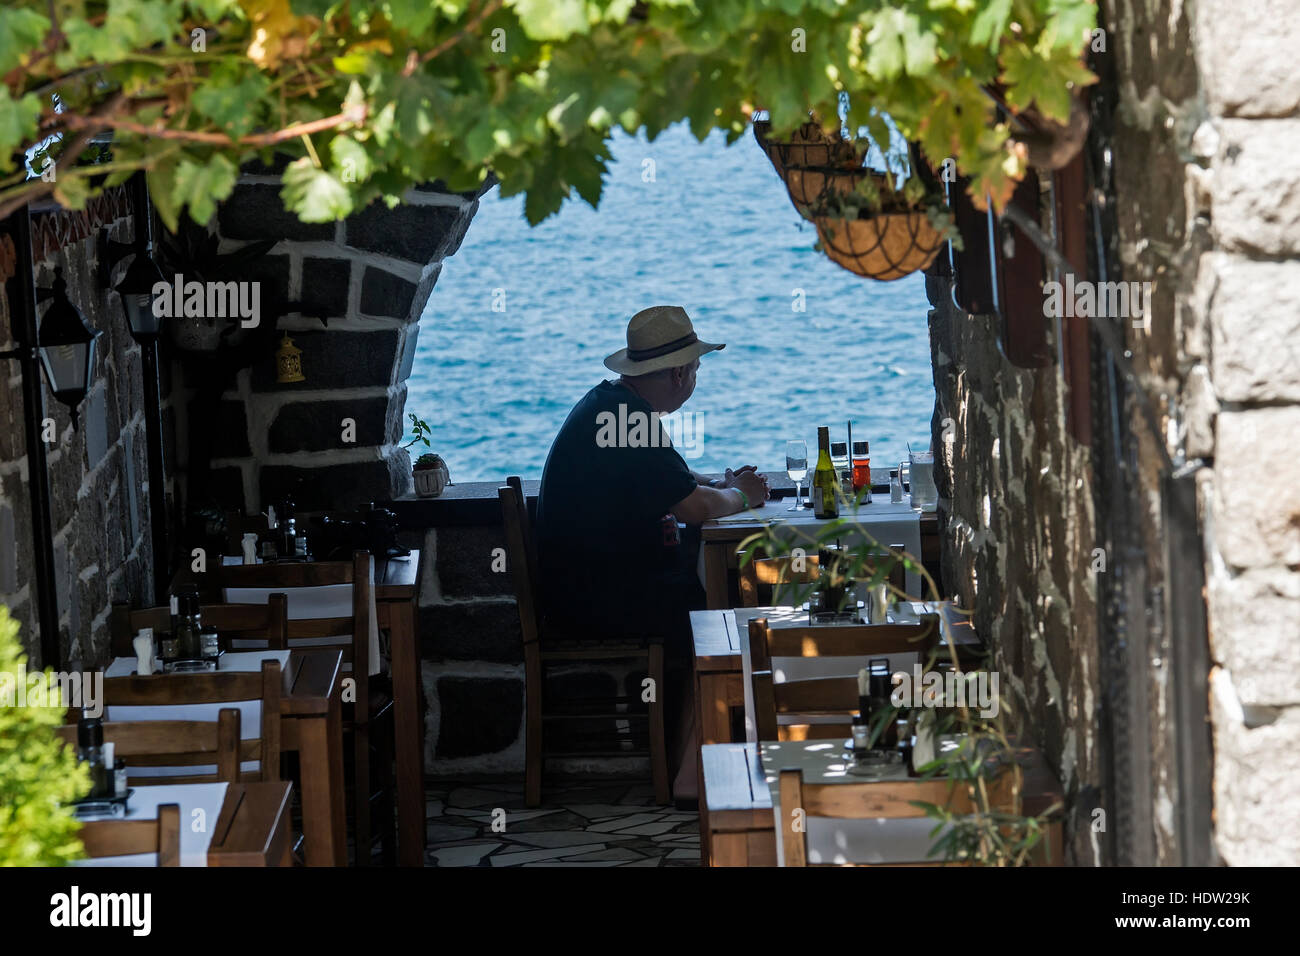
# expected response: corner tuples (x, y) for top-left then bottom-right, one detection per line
(729, 468), (769, 508)
(721, 464), (758, 488)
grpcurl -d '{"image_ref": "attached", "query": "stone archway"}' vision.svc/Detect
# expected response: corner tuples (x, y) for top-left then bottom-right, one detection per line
(174, 163), (491, 515)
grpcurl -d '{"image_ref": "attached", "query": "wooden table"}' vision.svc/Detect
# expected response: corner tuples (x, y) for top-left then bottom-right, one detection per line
(104, 648), (346, 866)
(174, 554), (426, 867)
(278, 649), (347, 866)
(690, 607), (750, 750)
(75, 781), (294, 866)
(700, 505), (940, 609)
(209, 781), (296, 866)
(374, 555), (424, 867)
(700, 740), (1063, 866)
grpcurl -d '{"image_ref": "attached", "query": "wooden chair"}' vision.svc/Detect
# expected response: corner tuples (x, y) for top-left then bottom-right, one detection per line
(739, 547), (906, 608)
(110, 597), (290, 657)
(79, 804), (181, 866)
(215, 552), (395, 866)
(748, 616), (938, 741)
(58, 709), (243, 783)
(499, 477), (669, 808)
(778, 766), (1017, 866)
(94, 661), (282, 785)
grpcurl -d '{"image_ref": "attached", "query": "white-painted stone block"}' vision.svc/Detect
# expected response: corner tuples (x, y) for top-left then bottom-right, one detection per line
(1213, 407), (1300, 568)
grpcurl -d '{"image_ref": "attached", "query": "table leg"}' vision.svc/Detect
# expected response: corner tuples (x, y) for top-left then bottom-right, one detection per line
(389, 597), (426, 867)
(694, 665), (710, 866)
(294, 700), (347, 866)
(704, 543), (729, 610)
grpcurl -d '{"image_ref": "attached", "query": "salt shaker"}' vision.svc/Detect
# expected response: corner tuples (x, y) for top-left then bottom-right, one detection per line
(890, 469), (903, 504)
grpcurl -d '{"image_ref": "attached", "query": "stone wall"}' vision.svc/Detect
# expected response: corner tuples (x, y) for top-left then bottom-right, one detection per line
(1187, 0), (1300, 866)
(177, 170), (487, 517)
(929, 0), (1300, 866)
(926, 274), (1102, 866)
(1, 200), (166, 667)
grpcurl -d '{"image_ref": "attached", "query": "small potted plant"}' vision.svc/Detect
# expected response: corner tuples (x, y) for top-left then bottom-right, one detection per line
(413, 453), (450, 498)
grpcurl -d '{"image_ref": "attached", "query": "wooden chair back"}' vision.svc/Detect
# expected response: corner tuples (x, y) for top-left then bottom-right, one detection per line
(499, 481), (541, 646)
(749, 616), (938, 741)
(94, 661), (282, 784)
(58, 709), (243, 784)
(778, 766), (1018, 866)
(79, 804), (181, 866)
(216, 550), (372, 673)
(110, 597), (290, 657)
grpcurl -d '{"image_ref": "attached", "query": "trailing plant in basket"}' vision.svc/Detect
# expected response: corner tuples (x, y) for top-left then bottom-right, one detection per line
(738, 506), (1061, 866)
(811, 168), (963, 251)
(0, 606), (90, 866)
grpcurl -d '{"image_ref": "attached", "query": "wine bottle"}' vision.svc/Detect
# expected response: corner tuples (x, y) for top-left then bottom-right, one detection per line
(812, 426), (839, 519)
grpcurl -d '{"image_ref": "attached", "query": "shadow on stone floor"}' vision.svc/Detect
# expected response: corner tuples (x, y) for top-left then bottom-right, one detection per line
(423, 780), (701, 867)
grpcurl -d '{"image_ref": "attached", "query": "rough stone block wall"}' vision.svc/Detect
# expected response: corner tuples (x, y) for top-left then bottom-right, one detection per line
(1189, 0), (1300, 865)
(926, 276), (1102, 866)
(0, 205), (167, 667)
(404, 521), (650, 777)
(182, 174), (486, 514)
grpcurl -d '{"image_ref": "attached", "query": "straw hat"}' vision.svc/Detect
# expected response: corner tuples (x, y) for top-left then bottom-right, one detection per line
(603, 305), (724, 375)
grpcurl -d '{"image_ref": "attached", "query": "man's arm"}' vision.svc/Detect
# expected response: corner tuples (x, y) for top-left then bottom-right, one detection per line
(691, 464), (759, 487)
(671, 469), (769, 525)
(671, 485), (747, 524)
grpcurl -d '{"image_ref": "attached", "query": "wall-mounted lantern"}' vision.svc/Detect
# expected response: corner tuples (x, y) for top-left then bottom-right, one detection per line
(276, 332), (305, 383)
(36, 268), (101, 428)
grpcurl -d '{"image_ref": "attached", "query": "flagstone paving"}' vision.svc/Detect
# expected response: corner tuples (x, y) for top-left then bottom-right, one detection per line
(424, 781), (701, 867)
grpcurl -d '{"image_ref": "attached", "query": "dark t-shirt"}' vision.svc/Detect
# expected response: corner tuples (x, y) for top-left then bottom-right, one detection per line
(535, 380), (702, 638)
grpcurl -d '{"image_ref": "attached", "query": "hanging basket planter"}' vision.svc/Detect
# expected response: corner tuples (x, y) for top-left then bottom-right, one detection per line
(753, 119), (866, 213)
(813, 210), (947, 281)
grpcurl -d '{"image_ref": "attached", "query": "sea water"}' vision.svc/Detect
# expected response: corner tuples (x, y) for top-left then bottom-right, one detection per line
(407, 122), (937, 482)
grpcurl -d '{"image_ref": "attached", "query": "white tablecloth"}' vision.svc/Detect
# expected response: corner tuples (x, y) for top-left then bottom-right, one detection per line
(220, 557), (381, 676)
(70, 782), (228, 867)
(706, 496), (925, 597)
(104, 650), (290, 778)
(760, 738), (960, 865)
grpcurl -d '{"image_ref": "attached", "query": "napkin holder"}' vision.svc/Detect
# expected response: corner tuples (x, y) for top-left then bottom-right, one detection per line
(133, 631), (156, 677)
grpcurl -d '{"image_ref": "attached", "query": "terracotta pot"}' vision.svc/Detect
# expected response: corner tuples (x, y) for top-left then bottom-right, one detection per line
(813, 212), (946, 281)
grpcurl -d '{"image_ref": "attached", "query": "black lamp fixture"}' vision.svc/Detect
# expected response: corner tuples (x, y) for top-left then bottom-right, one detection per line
(114, 230), (166, 340)
(102, 172), (167, 340)
(35, 267), (101, 429)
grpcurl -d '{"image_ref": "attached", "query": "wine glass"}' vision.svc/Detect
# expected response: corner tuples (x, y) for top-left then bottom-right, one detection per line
(785, 440), (808, 512)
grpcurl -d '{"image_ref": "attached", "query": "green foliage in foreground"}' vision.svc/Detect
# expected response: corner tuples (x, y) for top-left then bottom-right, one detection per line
(2, 1), (1095, 230)
(0, 606), (89, 866)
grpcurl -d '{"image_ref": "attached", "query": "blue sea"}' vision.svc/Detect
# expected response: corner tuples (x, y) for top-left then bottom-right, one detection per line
(408, 123), (936, 483)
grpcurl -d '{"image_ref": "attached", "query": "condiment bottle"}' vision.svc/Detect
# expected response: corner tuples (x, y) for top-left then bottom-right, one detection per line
(851, 440), (872, 502)
(77, 718), (109, 799)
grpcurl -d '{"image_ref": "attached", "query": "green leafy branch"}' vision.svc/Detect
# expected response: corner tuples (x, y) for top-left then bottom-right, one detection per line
(2, 0), (1096, 229)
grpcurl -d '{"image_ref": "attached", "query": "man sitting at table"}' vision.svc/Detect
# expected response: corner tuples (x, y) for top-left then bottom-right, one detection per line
(535, 305), (769, 800)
